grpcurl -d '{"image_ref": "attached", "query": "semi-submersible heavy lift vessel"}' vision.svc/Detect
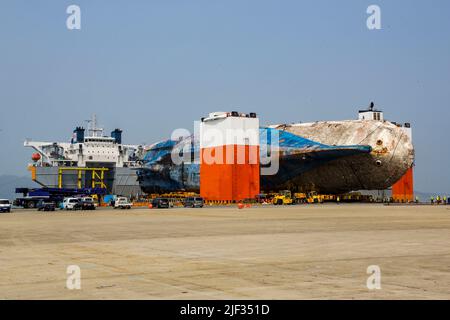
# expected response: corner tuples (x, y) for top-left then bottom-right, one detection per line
(24, 115), (145, 199)
(22, 105), (415, 202)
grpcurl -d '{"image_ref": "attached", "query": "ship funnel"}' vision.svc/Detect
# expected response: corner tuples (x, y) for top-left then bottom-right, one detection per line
(111, 128), (122, 144)
(73, 127), (85, 143)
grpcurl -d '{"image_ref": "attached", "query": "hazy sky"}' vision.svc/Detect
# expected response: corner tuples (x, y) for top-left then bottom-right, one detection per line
(0, 0), (449, 193)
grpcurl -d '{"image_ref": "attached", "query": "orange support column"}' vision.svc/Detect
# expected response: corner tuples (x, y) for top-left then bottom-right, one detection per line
(200, 112), (260, 202)
(392, 167), (414, 202)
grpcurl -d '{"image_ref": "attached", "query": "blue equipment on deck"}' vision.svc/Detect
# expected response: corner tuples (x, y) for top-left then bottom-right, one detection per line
(14, 187), (106, 208)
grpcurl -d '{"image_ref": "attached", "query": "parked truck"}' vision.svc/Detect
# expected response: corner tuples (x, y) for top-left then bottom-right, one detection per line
(14, 187), (107, 209)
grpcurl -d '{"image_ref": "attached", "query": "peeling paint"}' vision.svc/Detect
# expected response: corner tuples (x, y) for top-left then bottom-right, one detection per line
(137, 120), (414, 194)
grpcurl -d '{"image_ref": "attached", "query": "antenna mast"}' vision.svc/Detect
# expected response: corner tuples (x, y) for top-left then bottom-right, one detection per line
(86, 114), (104, 137)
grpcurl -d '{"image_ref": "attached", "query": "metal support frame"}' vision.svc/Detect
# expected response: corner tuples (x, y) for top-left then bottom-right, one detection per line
(57, 167), (109, 189)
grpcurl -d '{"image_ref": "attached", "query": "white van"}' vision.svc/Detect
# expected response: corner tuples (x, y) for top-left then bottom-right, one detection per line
(114, 197), (132, 209)
(0, 199), (11, 213)
(62, 198), (80, 210)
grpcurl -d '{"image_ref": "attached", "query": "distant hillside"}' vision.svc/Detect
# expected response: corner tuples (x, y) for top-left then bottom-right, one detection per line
(354, 189), (449, 201)
(0, 175), (39, 200)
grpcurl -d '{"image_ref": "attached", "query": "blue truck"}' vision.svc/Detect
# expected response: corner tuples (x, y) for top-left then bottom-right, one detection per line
(14, 187), (107, 209)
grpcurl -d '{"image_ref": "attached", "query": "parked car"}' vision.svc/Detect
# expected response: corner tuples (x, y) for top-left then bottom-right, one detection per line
(62, 198), (80, 210)
(114, 197), (132, 209)
(37, 200), (56, 212)
(183, 197), (204, 208)
(74, 197), (96, 210)
(151, 197), (170, 209)
(0, 199), (11, 213)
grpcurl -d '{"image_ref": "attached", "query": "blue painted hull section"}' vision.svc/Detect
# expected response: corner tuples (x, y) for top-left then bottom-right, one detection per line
(137, 128), (371, 193)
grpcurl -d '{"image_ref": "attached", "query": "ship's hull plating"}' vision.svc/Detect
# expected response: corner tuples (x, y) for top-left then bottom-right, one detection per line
(277, 120), (414, 193)
(138, 120), (414, 194)
(32, 166), (142, 197)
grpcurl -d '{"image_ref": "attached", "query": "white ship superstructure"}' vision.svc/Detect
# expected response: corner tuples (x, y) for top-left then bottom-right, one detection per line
(25, 115), (144, 197)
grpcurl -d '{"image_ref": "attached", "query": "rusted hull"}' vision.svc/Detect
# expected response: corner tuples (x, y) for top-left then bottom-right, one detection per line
(138, 120), (414, 194)
(275, 120), (414, 193)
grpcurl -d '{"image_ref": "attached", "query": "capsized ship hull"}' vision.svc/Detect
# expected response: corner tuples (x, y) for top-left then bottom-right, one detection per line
(137, 119), (414, 194)
(264, 120), (414, 193)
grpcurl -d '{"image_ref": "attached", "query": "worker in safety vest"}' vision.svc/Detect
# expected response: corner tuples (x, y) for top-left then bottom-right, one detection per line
(437, 195), (441, 204)
(444, 196), (447, 205)
(415, 196), (419, 203)
(430, 196), (434, 204)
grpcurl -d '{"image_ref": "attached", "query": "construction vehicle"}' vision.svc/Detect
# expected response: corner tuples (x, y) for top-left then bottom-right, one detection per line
(306, 191), (323, 203)
(339, 192), (373, 202)
(273, 190), (294, 205)
(320, 194), (336, 202)
(293, 192), (308, 204)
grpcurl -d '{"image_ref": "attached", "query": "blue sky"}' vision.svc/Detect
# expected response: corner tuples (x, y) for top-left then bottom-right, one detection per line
(0, 0), (449, 193)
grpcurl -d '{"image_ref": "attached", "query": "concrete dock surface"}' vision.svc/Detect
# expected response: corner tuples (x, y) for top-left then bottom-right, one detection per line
(0, 204), (449, 299)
